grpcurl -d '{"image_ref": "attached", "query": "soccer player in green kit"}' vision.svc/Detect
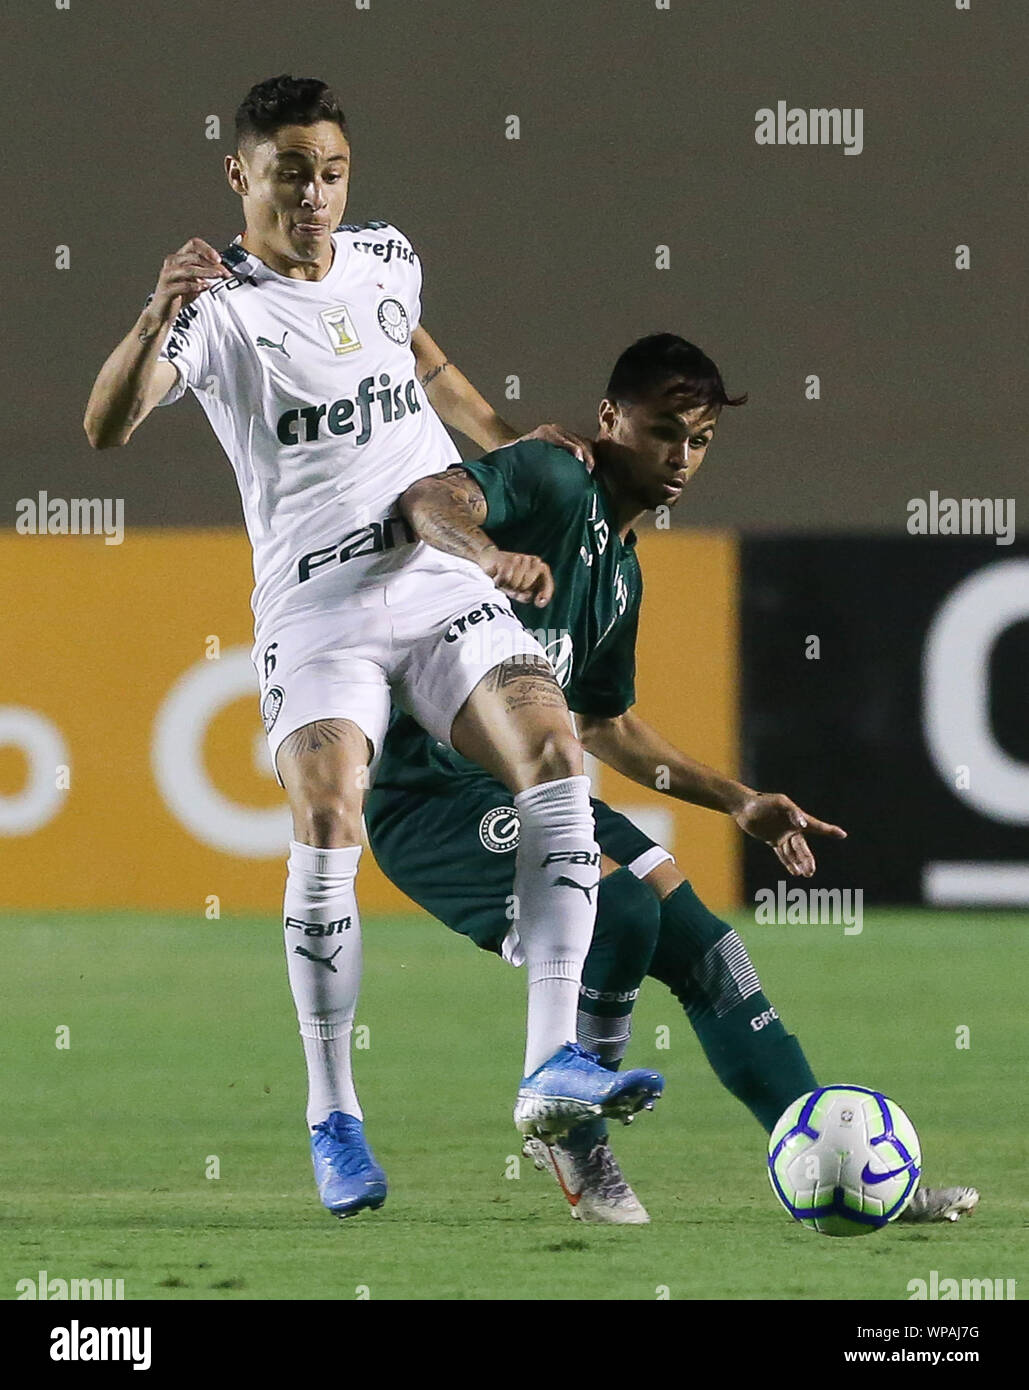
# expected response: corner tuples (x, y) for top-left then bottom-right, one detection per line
(367, 334), (979, 1226)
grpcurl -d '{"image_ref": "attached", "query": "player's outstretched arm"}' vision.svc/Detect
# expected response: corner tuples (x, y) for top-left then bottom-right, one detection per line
(578, 708), (847, 877)
(399, 468), (554, 607)
(83, 238), (231, 449)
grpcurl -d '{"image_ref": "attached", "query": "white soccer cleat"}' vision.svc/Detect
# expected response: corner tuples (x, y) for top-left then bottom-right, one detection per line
(896, 1185), (980, 1223)
(523, 1134), (650, 1225)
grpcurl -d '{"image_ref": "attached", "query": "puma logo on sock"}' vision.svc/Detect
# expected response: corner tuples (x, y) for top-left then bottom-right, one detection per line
(294, 944), (344, 973)
(553, 874), (600, 903)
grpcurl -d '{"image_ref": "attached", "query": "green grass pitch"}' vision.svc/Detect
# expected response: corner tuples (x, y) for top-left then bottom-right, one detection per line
(1, 908), (1024, 1301)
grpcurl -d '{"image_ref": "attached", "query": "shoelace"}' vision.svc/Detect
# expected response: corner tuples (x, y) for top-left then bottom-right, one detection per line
(312, 1117), (372, 1176)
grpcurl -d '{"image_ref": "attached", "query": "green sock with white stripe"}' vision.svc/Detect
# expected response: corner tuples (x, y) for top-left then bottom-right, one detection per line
(648, 880), (818, 1132)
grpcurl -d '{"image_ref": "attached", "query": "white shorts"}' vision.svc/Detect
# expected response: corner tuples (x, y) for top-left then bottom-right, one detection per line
(252, 563), (550, 787)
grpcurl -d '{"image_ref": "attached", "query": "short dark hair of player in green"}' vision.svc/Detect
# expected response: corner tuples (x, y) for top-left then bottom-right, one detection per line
(235, 75), (349, 154)
(605, 333), (747, 410)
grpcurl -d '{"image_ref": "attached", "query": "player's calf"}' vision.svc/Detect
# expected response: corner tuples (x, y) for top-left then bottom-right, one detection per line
(453, 659), (600, 1074)
(277, 717), (378, 1195)
(577, 864), (662, 1067)
(648, 877), (818, 1131)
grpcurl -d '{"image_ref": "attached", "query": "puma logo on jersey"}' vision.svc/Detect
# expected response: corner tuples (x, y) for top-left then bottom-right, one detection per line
(257, 331), (290, 358)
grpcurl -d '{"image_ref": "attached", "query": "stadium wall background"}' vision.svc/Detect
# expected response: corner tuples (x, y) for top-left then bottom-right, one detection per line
(4, 2), (1024, 538)
(0, 530), (739, 913)
(4, 532), (1025, 914)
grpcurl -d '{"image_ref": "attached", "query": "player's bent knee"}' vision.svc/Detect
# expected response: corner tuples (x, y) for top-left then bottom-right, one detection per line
(292, 800), (363, 849)
(595, 868), (662, 965)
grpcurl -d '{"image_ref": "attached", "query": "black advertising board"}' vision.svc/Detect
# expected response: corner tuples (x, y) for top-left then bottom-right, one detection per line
(740, 538), (1029, 906)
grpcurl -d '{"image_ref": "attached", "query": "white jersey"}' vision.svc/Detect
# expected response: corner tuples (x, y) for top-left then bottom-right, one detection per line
(157, 221), (474, 641)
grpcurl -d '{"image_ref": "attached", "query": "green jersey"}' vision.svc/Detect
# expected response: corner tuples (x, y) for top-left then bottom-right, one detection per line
(370, 440), (642, 795)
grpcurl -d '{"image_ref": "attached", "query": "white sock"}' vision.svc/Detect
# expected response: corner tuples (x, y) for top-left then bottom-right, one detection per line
(512, 775), (599, 1076)
(283, 840), (363, 1130)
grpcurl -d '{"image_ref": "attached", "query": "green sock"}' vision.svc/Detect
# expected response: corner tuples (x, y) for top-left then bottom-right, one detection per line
(571, 867), (662, 1148)
(648, 879), (818, 1133)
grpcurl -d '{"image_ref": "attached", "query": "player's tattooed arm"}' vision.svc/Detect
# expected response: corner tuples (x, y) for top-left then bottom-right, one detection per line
(400, 469), (554, 608)
(419, 360), (451, 388)
(400, 466), (491, 559)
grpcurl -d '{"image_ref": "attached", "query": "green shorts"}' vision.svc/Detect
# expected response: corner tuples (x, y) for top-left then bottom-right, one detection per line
(365, 775), (664, 954)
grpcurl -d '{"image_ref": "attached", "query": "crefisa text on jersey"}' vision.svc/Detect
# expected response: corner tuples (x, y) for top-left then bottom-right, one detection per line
(277, 373), (421, 445)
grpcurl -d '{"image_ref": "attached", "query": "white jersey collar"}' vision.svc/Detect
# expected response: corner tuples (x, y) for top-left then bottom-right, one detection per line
(220, 233), (346, 291)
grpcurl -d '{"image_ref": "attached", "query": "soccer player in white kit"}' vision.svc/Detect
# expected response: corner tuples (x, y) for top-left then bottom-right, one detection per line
(84, 75), (663, 1218)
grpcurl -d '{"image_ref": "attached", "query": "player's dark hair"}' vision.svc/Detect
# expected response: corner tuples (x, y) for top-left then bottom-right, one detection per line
(235, 75), (349, 152)
(606, 334), (747, 411)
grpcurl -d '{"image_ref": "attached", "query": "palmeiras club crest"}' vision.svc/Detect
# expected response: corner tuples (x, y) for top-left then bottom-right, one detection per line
(262, 686), (284, 733)
(377, 297), (410, 345)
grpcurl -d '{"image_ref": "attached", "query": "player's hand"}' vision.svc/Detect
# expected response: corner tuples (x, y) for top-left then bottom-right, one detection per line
(733, 793), (847, 877)
(478, 546), (554, 608)
(150, 238), (233, 319)
(518, 423), (595, 472)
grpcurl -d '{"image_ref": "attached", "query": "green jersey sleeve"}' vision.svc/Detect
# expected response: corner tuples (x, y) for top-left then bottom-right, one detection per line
(459, 441), (589, 532)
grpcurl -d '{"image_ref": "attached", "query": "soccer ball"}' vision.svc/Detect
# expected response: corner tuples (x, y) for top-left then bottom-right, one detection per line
(767, 1085), (921, 1236)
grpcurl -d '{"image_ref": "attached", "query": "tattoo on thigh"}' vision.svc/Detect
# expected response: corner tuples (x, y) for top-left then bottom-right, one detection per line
(485, 656), (566, 711)
(280, 719), (356, 759)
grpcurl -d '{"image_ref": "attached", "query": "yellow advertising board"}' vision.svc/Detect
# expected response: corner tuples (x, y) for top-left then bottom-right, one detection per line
(0, 530), (739, 913)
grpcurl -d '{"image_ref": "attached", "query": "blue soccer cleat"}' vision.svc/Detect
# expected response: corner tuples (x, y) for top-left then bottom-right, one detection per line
(514, 1042), (664, 1142)
(310, 1112), (388, 1219)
